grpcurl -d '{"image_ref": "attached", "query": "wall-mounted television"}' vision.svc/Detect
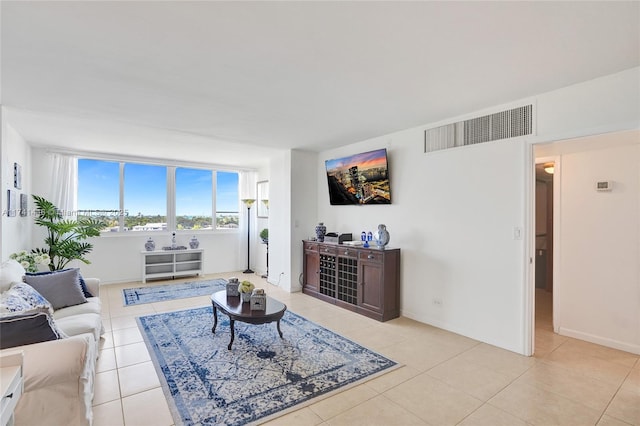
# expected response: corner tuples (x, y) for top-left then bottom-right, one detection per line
(325, 148), (391, 205)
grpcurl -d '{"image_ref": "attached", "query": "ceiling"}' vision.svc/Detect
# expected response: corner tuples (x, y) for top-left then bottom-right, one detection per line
(2, 1), (639, 168)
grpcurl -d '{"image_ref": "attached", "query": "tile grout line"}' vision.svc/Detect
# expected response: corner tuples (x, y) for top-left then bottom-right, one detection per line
(593, 357), (639, 426)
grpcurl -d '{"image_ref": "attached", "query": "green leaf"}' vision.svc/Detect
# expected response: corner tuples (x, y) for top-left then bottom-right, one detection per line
(30, 195), (104, 270)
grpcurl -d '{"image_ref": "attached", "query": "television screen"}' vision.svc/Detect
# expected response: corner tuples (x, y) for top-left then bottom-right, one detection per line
(325, 148), (391, 205)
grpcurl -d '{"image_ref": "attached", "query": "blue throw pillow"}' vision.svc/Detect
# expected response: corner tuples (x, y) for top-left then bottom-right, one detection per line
(0, 311), (65, 349)
(25, 269), (93, 298)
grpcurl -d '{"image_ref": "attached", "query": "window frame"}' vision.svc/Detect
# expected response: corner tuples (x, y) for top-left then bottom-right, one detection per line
(77, 157), (241, 235)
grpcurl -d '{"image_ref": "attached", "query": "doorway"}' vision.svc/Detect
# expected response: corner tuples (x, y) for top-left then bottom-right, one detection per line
(534, 160), (554, 333)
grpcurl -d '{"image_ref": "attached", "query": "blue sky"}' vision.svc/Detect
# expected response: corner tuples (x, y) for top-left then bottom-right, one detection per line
(78, 159), (239, 216)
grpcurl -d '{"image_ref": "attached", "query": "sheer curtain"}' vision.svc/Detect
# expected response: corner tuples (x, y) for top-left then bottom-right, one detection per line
(50, 153), (78, 214)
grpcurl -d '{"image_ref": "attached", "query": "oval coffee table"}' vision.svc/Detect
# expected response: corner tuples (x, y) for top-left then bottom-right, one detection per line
(211, 290), (287, 350)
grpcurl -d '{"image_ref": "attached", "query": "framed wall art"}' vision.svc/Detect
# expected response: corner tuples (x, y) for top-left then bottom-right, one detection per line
(257, 180), (269, 218)
(13, 162), (22, 189)
(7, 190), (16, 217)
(20, 193), (28, 217)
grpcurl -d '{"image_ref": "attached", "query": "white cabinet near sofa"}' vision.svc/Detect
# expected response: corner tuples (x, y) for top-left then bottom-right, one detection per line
(0, 352), (23, 426)
(141, 249), (204, 283)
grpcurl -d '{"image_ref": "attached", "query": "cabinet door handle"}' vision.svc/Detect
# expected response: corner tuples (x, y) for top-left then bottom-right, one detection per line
(367, 255), (374, 259)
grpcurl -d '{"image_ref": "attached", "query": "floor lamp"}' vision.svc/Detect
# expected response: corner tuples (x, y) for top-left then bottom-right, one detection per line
(242, 199), (255, 274)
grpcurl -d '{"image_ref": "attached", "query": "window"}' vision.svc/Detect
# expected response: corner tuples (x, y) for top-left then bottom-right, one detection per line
(124, 163), (167, 231)
(77, 159), (239, 233)
(77, 159), (120, 231)
(216, 171), (239, 229)
(176, 168), (213, 230)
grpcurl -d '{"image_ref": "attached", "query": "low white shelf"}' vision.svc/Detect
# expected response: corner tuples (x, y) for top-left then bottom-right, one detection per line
(141, 249), (204, 283)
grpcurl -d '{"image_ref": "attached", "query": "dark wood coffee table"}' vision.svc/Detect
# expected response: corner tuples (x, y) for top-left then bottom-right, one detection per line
(211, 290), (287, 350)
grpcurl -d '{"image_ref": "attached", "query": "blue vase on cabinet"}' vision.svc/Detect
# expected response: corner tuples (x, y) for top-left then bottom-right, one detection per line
(315, 223), (327, 242)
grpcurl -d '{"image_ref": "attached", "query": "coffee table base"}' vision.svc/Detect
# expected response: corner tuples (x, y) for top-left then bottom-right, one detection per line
(211, 304), (285, 350)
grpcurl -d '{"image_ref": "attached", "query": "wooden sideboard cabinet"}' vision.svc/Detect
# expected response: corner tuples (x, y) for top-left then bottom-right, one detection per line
(302, 240), (400, 321)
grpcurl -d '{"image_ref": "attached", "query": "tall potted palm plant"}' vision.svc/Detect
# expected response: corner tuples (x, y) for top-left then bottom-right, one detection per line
(32, 195), (105, 271)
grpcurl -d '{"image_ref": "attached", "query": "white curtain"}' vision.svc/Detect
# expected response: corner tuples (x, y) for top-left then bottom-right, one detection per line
(50, 153), (78, 214)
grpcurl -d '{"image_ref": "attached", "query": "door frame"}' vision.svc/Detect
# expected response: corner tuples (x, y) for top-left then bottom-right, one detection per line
(530, 154), (562, 353)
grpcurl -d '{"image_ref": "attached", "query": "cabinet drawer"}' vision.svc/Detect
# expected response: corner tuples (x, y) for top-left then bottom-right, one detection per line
(359, 250), (383, 264)
(338, 247), (358, 258)
(318, 245), (338, 256)
(303, 241), (319, 252)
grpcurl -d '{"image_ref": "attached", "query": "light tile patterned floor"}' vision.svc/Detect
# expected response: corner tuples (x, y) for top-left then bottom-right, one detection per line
(93, 274), (640, 426)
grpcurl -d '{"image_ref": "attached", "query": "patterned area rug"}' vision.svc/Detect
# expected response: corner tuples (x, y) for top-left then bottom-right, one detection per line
(122, 279), (227, 306)
(137, 306), (398, 426)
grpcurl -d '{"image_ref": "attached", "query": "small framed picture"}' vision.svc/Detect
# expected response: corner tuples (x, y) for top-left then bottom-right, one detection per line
(20, 193), (28, 217)
(13, 163), (22, 190)
(7, 190), (16, 217)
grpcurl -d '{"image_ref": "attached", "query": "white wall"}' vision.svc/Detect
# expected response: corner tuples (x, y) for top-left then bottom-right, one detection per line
(310, 67), (639, 354)
(536, 68), (640, 141)
(266, 149), (318, 292)
(536, 131), (640, 354)
(290, 150), (318, 291)
(1, 112), (32, 260)
(267, 151), (292, 290)
(318, 132), (530, 353)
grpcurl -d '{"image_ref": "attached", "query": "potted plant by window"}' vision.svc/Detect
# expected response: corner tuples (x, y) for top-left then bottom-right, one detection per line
(260, 228), (268, 244)
(31, 195), (105, 270)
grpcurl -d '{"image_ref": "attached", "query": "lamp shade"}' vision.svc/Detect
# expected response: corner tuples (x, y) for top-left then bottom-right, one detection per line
(239, 171), (257, 200)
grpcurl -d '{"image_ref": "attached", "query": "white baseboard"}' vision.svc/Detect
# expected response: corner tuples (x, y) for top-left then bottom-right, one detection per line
(558, 327), (640, 355)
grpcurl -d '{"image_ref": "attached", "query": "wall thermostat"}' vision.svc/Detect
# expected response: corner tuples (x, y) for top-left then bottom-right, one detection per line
(596, 181), (613, 191)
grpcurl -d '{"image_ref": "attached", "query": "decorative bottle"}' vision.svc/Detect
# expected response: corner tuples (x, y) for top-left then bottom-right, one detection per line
(374, 224), (390, 249)
(145, 237), (155, 251)
(189, 235), (199, 249)
(315, 222), (327, 242)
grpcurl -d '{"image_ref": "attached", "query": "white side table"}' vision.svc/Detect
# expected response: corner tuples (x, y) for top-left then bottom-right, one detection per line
(0, 352), (23, 426)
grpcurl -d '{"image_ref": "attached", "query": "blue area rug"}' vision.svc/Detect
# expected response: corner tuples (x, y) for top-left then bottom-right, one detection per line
(137, 306), (398, 426)
(122, 279), (227, 306)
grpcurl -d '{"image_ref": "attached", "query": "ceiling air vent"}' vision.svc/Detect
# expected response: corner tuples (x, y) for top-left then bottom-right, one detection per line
(424, 104), (533, 153)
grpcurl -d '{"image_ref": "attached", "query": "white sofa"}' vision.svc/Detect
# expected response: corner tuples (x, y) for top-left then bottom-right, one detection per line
(0, 260), (103, 426)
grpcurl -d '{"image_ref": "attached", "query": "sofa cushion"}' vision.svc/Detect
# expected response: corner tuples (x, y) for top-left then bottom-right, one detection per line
(0, 311), (66, 349)
(0, 282), (54, 315)
(26, 269), (93, 298)
(0, 259), (26, 293)
(53, 297), (101, 319)
(55, 313), (103, 342)
(23, 268), (87, 310)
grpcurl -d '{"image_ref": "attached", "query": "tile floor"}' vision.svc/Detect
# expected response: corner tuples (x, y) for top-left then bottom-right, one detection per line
(93, 273), (639, 426)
